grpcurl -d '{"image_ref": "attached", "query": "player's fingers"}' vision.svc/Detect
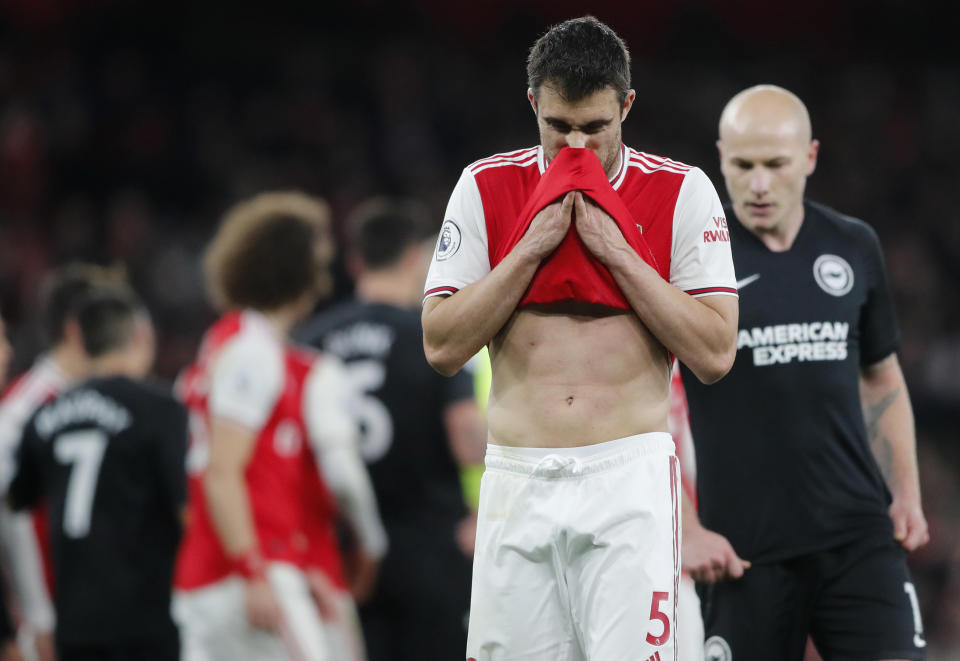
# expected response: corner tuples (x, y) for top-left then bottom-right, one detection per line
(892, 512), (908, 542)
(903, 519), (930, 551)
(560, 191), (576, 220)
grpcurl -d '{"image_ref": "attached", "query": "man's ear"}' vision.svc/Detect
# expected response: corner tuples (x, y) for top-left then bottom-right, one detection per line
(527, 88), (538, 116)
(620, 89), (637, 122)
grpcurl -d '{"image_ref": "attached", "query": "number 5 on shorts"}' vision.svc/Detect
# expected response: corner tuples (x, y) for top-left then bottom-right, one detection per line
(645, 591), (671, 645)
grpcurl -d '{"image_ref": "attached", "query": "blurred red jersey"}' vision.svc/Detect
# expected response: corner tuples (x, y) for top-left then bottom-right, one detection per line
(174, 311), (344, 590)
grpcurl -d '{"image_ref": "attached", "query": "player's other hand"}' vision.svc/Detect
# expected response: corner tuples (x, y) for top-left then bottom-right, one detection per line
(573, 191), (628, 265)
(1, 639), (24, 661)
(33, 631), (55, 661)
(683, 523), (751, 583)
(456, 511), (478, 557)
(890, 498), (930, 552)
(517, 192), (575, 262)
(306, 568), (341, 622)
(244, 576), (283, 631)
(346, 548), (380, 605)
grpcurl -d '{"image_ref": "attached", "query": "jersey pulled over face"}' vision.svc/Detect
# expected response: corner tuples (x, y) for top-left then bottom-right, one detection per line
(532, 84), (628, 179)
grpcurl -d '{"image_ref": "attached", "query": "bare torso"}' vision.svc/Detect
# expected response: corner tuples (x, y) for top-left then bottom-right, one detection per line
(487, 302), (672, 448)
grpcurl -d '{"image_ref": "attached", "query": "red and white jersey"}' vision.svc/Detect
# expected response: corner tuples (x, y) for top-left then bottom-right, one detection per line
(174, 310), (352, 590)
(668, 360), (697, 506)
(0, 356), (67, 632)
(424, 144), (737, 302)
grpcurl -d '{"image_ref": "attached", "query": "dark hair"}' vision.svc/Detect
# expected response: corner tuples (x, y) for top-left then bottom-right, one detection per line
(204, 192), (333, 311)
(40, 263), (127, 346)
(527, 16), (631, 104)
(73, 288), (143, 358)
(347, 198), (431, 270)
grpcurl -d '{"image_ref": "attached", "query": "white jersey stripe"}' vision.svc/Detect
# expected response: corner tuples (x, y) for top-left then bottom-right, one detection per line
(627, 160), (690, 176)
(471, 156), (538, 175)
(470, 148), (538, 171)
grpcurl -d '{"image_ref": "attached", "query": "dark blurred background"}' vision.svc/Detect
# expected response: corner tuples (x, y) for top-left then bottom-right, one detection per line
(1, 0), (957, 654)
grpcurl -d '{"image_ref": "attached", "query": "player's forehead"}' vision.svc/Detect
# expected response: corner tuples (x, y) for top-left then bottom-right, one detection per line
(721, 129), (806, 162)
(536, 83), (620, 122)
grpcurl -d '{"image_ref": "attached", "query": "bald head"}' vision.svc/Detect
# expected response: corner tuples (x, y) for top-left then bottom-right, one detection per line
(719, 85), (812, 145)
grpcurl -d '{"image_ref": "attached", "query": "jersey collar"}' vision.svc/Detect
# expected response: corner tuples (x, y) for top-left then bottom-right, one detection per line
(537, 143), (629, 191)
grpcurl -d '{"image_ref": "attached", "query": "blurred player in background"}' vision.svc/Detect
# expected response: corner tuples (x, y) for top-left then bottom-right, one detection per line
(297, 198), (485, 661)
(666, 363), (705, 660)
(421, 16), (738, 660)
(8, 287), (186, 661)
(173, 192), (386, 661)
(681, 85), (928, 660)
(0, 312), (20, 661)
(0, 264), (125, 661)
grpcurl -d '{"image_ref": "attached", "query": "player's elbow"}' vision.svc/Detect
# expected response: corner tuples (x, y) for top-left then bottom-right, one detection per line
(693, 345), (736, 385)
(423, 340), (464, 377)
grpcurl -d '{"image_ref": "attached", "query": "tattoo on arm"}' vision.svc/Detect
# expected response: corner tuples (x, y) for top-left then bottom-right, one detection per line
(864, 386), (900, 483)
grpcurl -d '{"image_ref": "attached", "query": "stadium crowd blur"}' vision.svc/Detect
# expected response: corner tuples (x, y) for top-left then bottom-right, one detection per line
(1, 0), (958, 655)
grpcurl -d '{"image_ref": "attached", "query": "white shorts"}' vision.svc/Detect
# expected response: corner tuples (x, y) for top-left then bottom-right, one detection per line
(466, 432), (681, 661)
(173, 562), (364, 661)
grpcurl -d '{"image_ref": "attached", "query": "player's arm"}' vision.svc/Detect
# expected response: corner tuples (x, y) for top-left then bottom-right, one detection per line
(2, 417), (56, 650)
(680, 488), (750, 583)
(304, 356), (386, 602)
(572, 170), (738, 384)
(422, 169), (576, 376)
(204, 334), (284, 630)
(305, 356), (387, 560)
(860, 353), (928, 551)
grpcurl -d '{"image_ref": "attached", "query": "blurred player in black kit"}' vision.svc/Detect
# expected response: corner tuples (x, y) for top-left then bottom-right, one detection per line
(297, 198), (486, 661)
(681, 85), (928, 661)
(8, 288), (188, 661)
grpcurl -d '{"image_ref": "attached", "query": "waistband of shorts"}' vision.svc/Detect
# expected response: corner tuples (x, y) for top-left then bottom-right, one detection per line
(484, 432), (675, 478)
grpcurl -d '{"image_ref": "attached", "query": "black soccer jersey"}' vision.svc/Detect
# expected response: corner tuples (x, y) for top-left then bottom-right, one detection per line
(297, 301), (475, 543)
(8, 376), (187, 645)
(681, 201), (900, 563)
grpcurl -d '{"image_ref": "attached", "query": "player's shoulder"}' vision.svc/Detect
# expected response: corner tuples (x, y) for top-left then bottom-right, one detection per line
(624, 146), (696, 177)
(466, 146), (540, 177)
(805, 200), (879, 245)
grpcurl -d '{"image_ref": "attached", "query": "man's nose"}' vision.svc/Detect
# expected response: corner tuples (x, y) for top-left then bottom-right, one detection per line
(565, 131), (587, 149)
(749, 169), (771, 197)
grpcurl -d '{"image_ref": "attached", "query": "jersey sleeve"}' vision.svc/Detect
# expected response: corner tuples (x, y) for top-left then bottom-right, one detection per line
(859, 226), (901, 366)
(208, 329), (284, 429)
(670, 167), (738, 297)
(423, 167), (490, 300)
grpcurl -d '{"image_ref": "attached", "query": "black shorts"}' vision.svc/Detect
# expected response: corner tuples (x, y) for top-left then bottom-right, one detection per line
(697, 535), (926, 661)
(360, 536), (472, 661)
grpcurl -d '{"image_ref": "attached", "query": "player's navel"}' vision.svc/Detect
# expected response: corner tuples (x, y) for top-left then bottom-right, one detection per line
(566, 396), (575, 406)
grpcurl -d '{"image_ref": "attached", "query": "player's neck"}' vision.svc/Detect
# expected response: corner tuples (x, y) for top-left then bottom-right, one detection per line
(746, 206), (805, 253)
(356, 271), (416, 308)
(50, 344), (88, 383)
(88, 352), (140, 380)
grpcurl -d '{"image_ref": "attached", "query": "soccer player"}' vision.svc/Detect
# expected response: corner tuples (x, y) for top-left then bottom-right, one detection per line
(681, 84), (928, 661)
(297, 198), (485, 661)
(421, 16), (738, 660)
(0, 264), (125, 661)
(8, 287), (187, 661)
(173, 192), (386, 661)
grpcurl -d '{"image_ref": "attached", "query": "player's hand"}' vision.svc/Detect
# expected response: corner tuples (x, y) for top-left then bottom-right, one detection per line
(573, 191), (629, 265)
(306, 568), (341, 622)
(889, 498), (929, 551)
(33, 631), (56, 661)
(244, 576), (283, 631)
(683, 522), (751, 583)
(346, 548), (380, 605)
(455, 511), (478, 557)
(1, 639), (24, 661)
(516, 192), (575, 262)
